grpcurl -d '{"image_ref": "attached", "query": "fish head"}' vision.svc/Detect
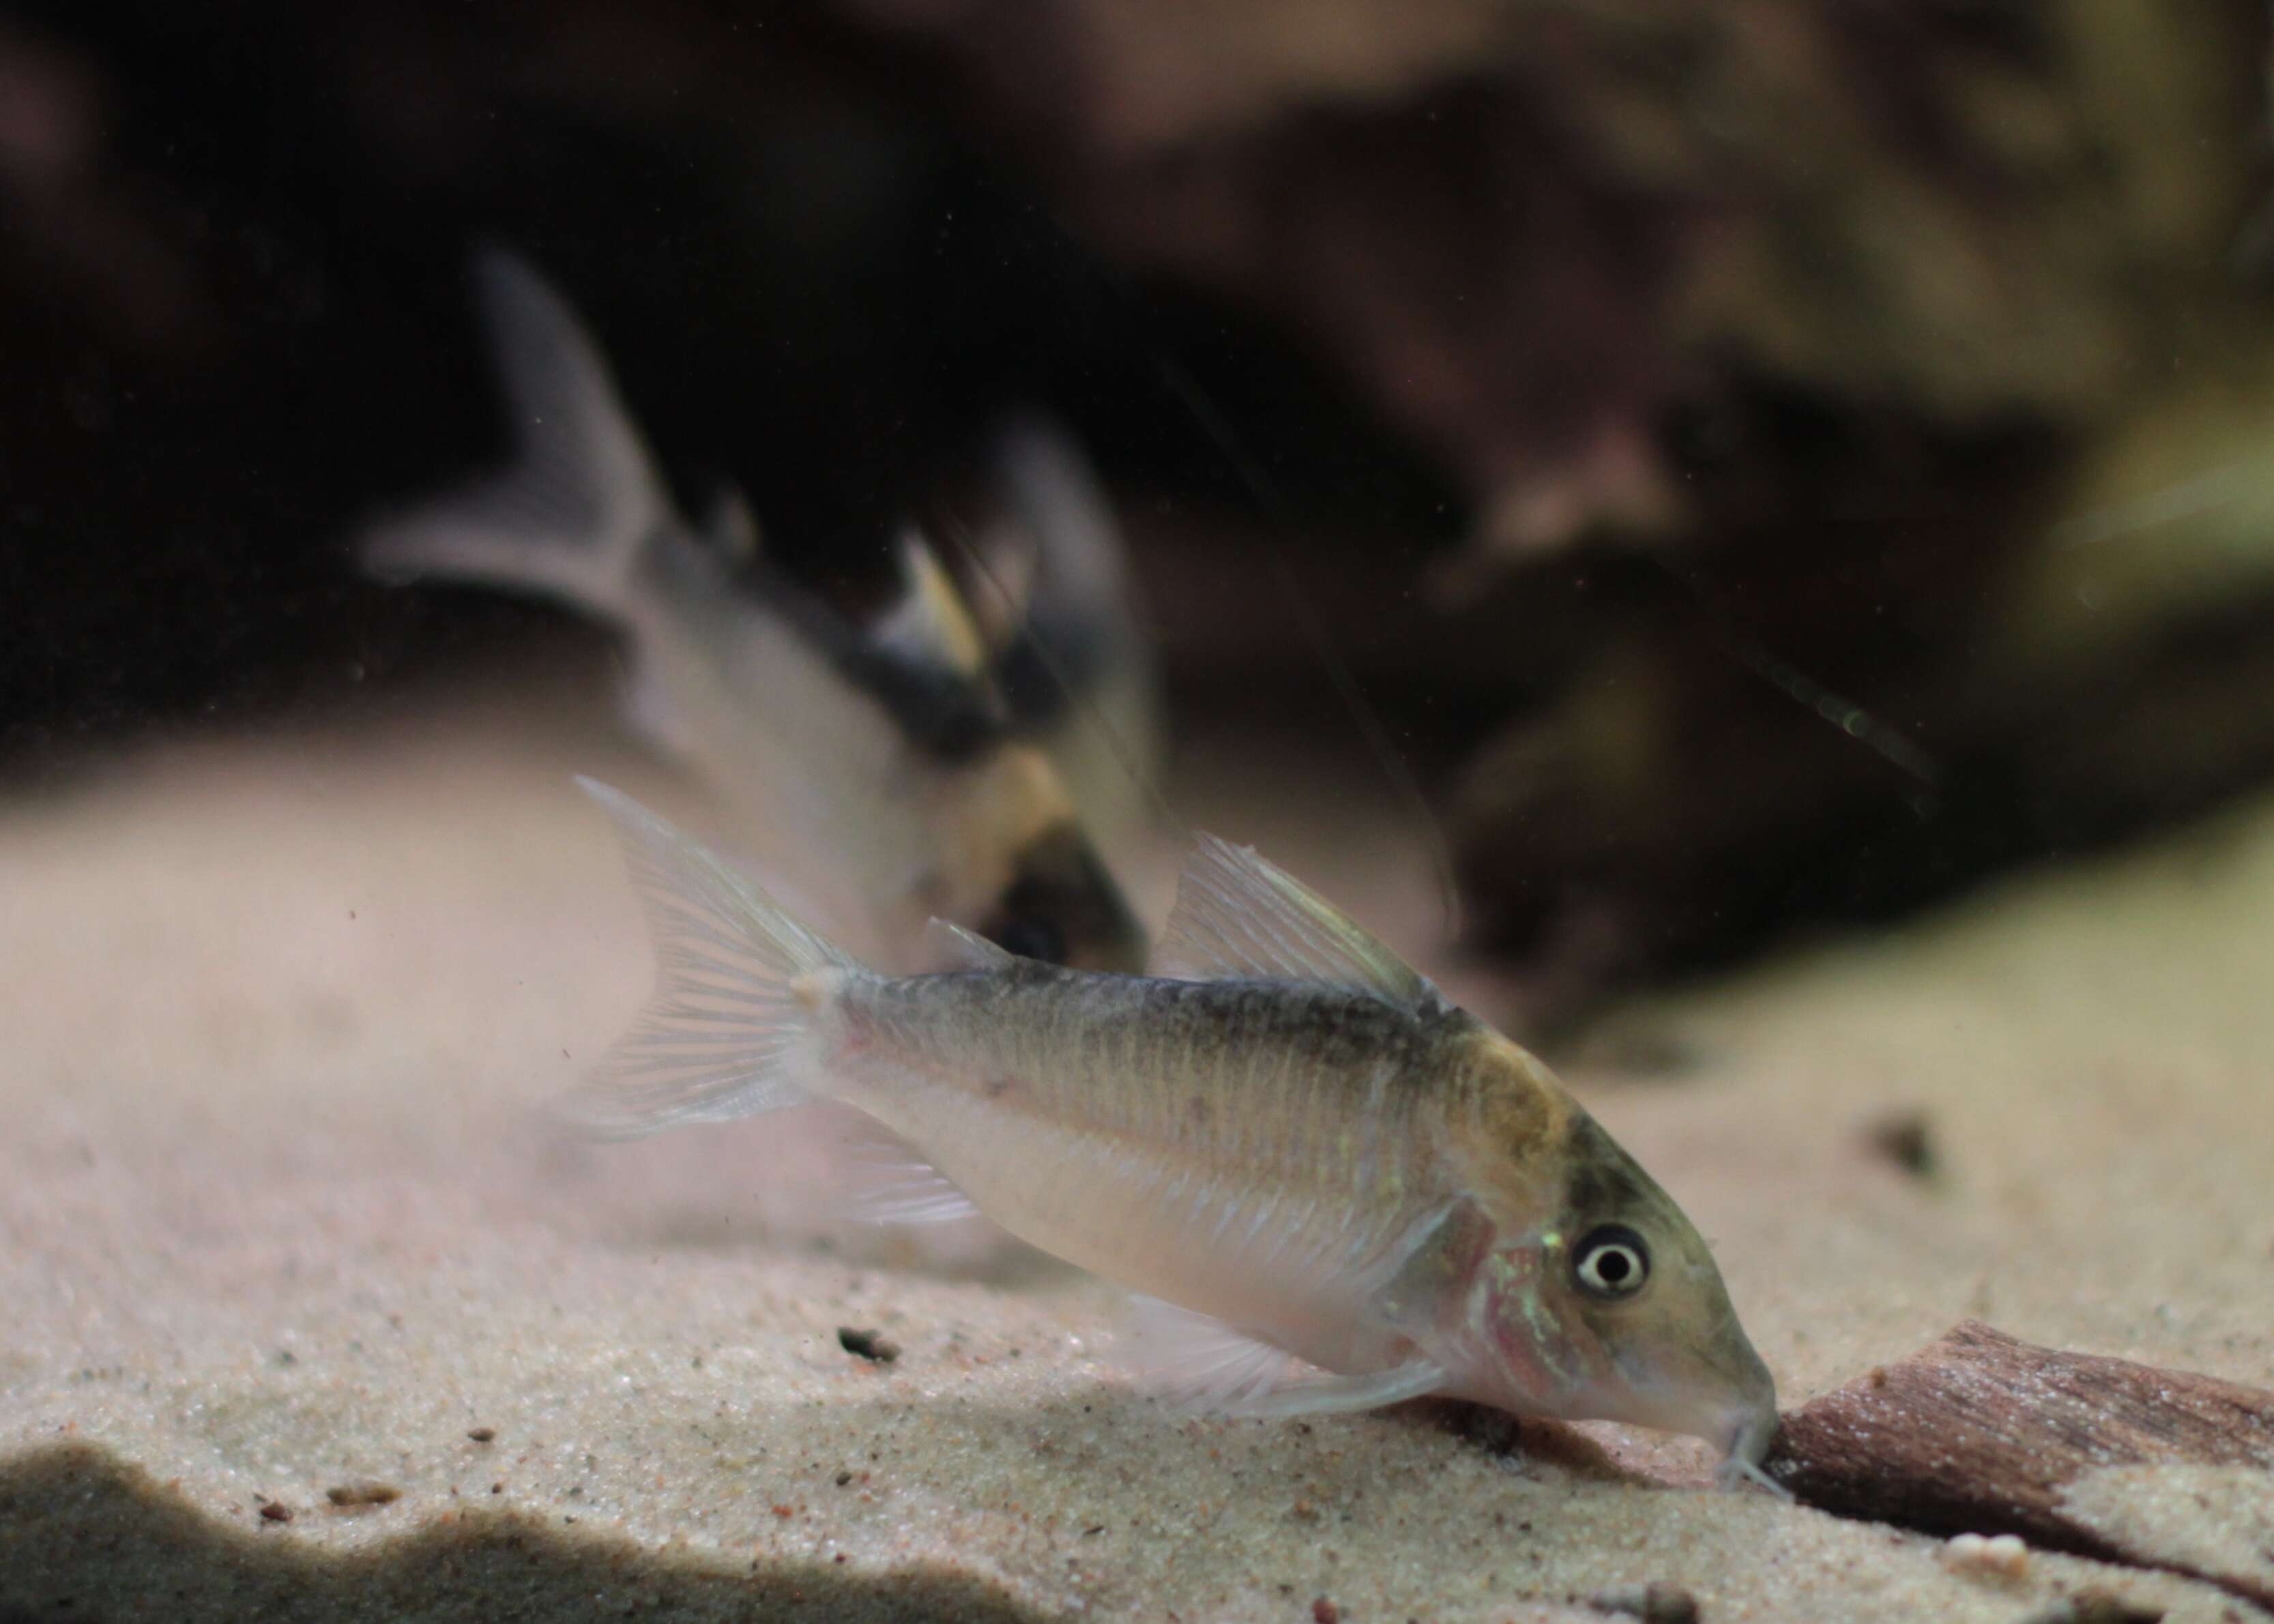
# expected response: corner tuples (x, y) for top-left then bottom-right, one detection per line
(1460, 1077), (1776, 1469)
(979, 816), (1147, 971)
(950, 745), (1148, 973)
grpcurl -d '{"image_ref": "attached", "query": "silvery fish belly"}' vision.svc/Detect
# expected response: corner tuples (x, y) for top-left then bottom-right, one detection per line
(572, 780), (1780, 1483)
(358, 247), (1146, 974)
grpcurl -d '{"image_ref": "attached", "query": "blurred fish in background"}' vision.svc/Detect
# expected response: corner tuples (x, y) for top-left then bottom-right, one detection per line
(960, 416), (1166, 869)
(362, 249), (1150, 974)
(13, 0), (2274, 1022)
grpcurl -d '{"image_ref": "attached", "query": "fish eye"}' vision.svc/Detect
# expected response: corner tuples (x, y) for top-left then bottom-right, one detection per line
(991, 917), (1066, 964)
(1572, 1224), (1650, 1300)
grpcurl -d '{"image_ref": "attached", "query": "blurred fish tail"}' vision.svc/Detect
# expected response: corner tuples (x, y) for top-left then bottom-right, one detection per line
(360, 247), (673, 625)
(566, 778), (866, 1138)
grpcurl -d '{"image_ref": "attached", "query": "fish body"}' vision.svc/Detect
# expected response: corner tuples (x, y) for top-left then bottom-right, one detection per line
(577, 779), (1779, 1475)
(364, 250), (1144, 973)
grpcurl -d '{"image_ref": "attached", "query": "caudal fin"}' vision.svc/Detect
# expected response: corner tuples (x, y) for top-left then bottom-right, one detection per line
(568, 778), (864, 1138)
(360, 248), (673, 621)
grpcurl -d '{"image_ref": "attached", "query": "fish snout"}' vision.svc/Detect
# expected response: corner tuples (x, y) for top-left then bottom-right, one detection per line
(1628, 1318), (1777, 1467)
(1722, 1394), (1779, 1469)
(1702, 1333), (1781, 1483)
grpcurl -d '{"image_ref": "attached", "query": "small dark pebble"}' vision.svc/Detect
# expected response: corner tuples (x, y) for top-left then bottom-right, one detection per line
(257, 1501), (292, 1523)
(1082, 1524), (1104, 1537)
(467, 1428), (495, 1443)
(2017, 1594), (2163, 1624)
(1311, 1599), (1339, 1624)
(835, 1471), (854, 1486)
(1864, 1108), (1938, 1179)
(1587, 1582), (1700, 1624)
(325, 1481), (401, 1508)
(836, 1327), (900, 1364)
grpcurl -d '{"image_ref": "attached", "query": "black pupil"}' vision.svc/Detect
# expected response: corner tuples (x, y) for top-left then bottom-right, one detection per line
(1593, 1247), (1632, 1284)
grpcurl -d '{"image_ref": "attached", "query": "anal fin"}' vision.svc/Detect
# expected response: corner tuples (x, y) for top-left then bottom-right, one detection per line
(834, 1120), (982, 1227)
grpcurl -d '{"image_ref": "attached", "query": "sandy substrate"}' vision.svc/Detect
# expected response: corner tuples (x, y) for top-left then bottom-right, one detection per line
(1, 675), (2269, 1621)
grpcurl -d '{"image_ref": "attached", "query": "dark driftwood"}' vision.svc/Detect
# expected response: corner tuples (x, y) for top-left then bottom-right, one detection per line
(1767, 1320), (2274, 1606)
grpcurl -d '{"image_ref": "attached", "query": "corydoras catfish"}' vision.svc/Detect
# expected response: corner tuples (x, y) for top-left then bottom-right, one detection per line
(363, 250), (1143, 973)
(964, 417), (1163, 861)
(573, 779), (1780, 1481)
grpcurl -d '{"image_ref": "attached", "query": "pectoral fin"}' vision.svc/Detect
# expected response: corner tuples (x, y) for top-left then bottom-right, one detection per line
(1126, 1297), (1444, 1420)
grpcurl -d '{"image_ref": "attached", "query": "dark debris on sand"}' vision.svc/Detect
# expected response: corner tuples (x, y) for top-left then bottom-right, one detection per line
(836, 1327), (901, 1365)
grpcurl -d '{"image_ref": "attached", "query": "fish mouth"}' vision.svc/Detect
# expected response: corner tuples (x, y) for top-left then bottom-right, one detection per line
(1724, 1404), (1777, 1468)
(1708, 1328), (1780, 1477)
(1711, 1401), (1788, 1495)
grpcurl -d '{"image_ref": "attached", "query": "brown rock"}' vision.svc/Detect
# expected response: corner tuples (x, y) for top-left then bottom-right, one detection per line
(1768, 1320), (2274, 1606)
(2016, 1592), (2166, 1624)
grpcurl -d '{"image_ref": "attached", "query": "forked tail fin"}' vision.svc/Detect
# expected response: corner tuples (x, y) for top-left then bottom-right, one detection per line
(361, 248), (674, 622)
(566, 778), (864, 1138)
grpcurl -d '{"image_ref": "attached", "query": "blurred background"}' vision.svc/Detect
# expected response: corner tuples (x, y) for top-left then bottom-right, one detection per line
(10, 0), (2274, 1020)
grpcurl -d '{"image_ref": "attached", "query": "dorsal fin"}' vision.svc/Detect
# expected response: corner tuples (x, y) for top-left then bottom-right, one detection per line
(1156, 834), (1435, 1009)
(923, 916), (1018, 970)
(874, 527), (987, 678)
